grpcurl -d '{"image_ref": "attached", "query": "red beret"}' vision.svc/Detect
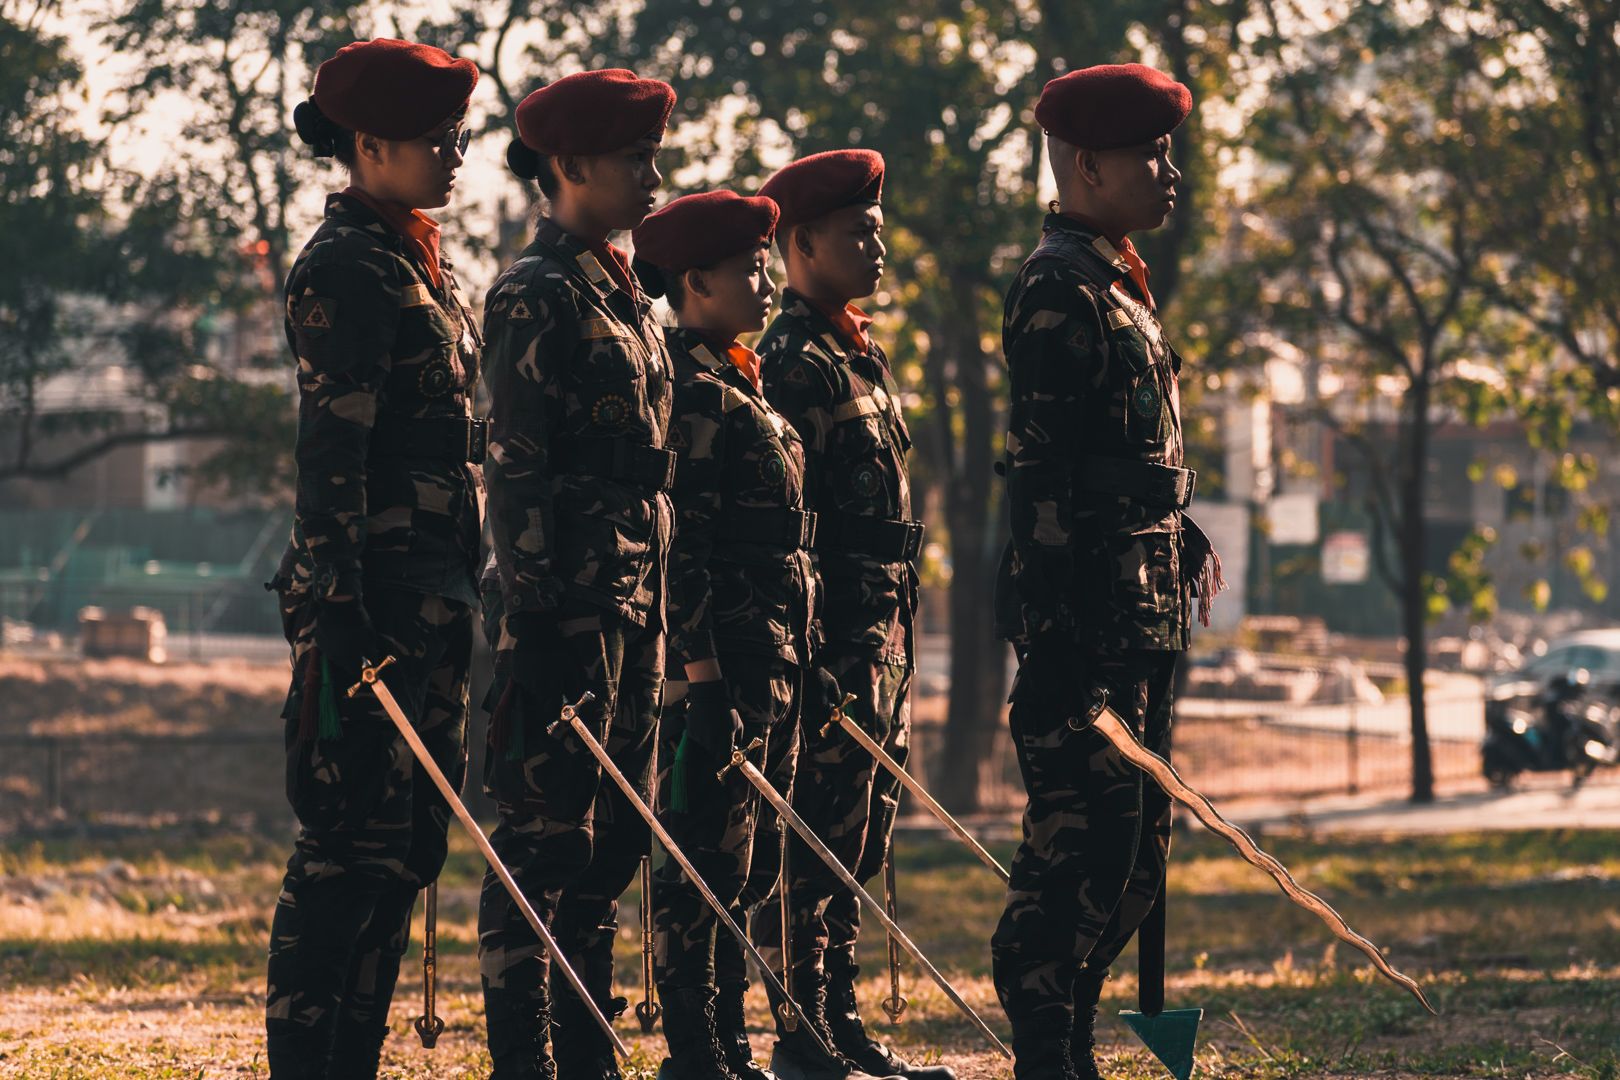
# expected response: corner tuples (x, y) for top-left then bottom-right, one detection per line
(312, 39), (477, 140)
(632, 191), (779, 273)
(759, 149), (884, 229)
(515, 69), (677, 156)
(1035, 64), (1192, 150)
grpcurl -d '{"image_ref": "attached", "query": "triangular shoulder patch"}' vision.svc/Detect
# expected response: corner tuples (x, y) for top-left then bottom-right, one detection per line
(508, 298), (534, 322)
(298, 297), (334, 333)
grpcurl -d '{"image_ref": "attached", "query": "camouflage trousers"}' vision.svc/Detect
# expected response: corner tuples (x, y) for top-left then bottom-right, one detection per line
(991, 647), (1177, 1038)
(265, 586), (472, 1080)
(477, 603), (663, 1074)
(751, 646), (911, 984)
(651, 657), (802, 990)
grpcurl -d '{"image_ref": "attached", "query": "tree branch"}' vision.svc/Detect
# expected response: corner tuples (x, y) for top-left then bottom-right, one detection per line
(0, 425), (229, 483)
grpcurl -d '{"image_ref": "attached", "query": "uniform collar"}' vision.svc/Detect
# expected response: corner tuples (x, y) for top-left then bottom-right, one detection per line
(533, 216), (642, 306)
(338, 187), (443, 289)
(782, 287), (873, 362)
(1045, 212), (1155, 310)
(676, 328), (762, 392)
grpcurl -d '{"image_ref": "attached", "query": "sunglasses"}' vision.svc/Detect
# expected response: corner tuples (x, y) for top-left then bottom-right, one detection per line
(426, 123), (472, 164)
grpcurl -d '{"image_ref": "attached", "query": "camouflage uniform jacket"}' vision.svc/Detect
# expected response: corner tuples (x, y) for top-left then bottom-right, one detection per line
(761, 289), (917, 667)
(664, 329), (818, 669)
(481, 217), (675, 632)
(274, 192), (485, 607)
(996, 213), (1192, 653)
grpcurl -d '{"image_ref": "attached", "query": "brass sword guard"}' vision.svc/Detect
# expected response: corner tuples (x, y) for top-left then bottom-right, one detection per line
(718, 737), (767, 783)
(414, 1013), (445, 1048)
(817, 692), (859, 739)
(545, 690), (599, 737)
(345, 655), (397, 698)
(1068, 685), (1109, 731)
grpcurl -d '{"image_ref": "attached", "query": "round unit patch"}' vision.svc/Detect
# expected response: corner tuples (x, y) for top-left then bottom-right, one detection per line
(592, 394), (630, 428)
(851, 463), (882, 497)
(758, 450), (787, 486)
(419, 358), (455, 397)
(1132, 380), (1162, 420)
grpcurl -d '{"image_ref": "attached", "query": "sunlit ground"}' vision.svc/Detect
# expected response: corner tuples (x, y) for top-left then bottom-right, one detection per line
(2, 828), (1618, 1078)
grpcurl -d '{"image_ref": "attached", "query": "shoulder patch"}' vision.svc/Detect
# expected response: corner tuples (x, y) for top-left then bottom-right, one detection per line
(401, 283), (433, 309)
(581, 317), (623, 341)
(783, 364), (810, 387)
(508, 298), (534, 322)
(297, 296), (335, 334)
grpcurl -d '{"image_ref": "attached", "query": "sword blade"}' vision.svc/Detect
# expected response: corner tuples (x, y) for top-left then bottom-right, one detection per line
(555, 709), (834, 1057)
(726, 748), (1013, 1058)
(834, 713), (1011, 884)
(1089, 704), (1436, 1014)
(356, 665), (630, 1056)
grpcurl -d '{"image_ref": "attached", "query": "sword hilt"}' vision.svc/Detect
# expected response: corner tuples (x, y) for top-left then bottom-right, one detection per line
(818, 692), (859, 738)
(345, 655), (397, 699)
(545, 690), (599, 737)
(1069, 685), (1109, 731)
(635, 999), (661, 1033)
(881, 993), (908, 1022)
(717, 737), (766, 782)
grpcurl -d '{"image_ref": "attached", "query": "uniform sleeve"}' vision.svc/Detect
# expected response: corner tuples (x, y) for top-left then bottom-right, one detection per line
(665, 377), (727, 667)
(761, 345), (835, 512)
(1003, 270), (1106, 637)
(484, 277), (572, 618)
(287, 254), (400, 591)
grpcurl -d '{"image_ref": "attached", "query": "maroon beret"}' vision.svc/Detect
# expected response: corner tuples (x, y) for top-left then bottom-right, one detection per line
(515, 69), (677, 156)
(1035, 63), (1192, 150)
(312, 39), (477, 140)
(759, 149), (884, 229)
(632, 191), (779, 272)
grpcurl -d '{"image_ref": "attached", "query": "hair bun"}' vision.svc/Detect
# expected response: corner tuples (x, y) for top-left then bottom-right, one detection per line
(631, 254), (667, 300)
(506, 137), (542, 180)
(293, 99), (337, 158)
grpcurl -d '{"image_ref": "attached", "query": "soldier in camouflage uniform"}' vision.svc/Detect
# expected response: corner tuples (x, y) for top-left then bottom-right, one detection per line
(478, 70), (677, 1080)
(992, 65), (1219, 1080)
(754, 152), (941, 1080)
(629, 190), (840, 1080)
(265, 40), (484, 1080)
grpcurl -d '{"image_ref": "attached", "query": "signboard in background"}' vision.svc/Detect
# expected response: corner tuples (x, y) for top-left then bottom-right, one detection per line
(1190, 501), (1249, 632)
(1322, 530), (1371, 584)
(1267, 491), (1320, 545)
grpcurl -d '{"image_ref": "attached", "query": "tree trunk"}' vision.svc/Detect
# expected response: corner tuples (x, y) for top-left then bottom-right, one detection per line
(933, 277), (1007, 814)
(1400, 380), (1436, 804)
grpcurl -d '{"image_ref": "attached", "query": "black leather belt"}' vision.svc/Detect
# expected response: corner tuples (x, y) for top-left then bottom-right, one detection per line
(1075, 457), (1196, 510)
(815, 513), (925, 561)
(369, 414), (489, 464)
(720, 507), (818, 550)
(554, 437), (678, 492)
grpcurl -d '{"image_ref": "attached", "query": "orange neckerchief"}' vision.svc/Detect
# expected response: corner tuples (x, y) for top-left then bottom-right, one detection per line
(1061, 211), (1155, 312)
(590, 240), (639, 300)
(342, 186), (443, 288)
(695, 331), (761, 390)
(808, 297), (874, 353)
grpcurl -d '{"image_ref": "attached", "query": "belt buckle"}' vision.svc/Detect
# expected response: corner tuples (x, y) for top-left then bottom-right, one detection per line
(658, 448), (677, 491)
(466, 418), (489, 464)
(900, 521), (925, 561)
(1180, 468), (1197, 509)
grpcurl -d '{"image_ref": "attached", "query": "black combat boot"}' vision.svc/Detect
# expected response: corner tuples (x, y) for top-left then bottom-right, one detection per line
(552, 991), (627, 1080)
(716, 979), (777, 1080)
(1009, 1034), (1076, 1080)
(1069, 970), (1107, 1080)
(484, 978), (556, 1080)
(265, 1020), (332, 1080)
(655, 985), (745, 1080)
(767, 968), (897, 1080)
(823, 962), (955, 1080)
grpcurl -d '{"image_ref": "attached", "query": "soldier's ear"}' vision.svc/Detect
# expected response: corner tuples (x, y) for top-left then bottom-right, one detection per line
(555, 153), (588, 186)
(683, 267), (712, 300)
(1075, 147), (1103, 188)
(792, 223), (816, 261)
(354, 131), (387, 167)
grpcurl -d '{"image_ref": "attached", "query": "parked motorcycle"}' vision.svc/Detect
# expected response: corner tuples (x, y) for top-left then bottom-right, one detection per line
(1483, 668), (1620, 788)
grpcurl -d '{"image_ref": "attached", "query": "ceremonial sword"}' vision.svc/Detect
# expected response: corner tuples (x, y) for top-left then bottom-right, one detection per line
(348, 657), (630, 1057)
(546, 693), (834, 1057)
(720, 738), (1013, 1059)
(1076, 686), (1436, 1015)
(820, 693), (1009, 883)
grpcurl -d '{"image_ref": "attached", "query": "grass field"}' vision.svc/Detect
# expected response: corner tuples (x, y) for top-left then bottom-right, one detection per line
(2, 825), (1618, 1078)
